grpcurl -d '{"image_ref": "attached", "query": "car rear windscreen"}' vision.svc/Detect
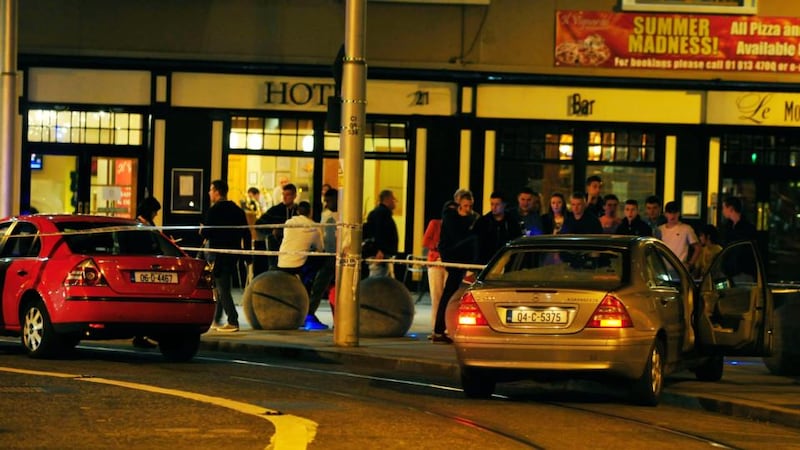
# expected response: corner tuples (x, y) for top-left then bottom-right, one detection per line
(56, 222), (184, 257)
(482, 247), (628, 290)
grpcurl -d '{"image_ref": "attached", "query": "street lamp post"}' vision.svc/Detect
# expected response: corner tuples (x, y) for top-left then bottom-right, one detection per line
(334, 0), (367, 347)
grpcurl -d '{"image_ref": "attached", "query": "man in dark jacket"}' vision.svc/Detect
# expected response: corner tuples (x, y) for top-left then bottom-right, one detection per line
(365, 189), (399, 277)
(201, 179), (250, 332)
(473, 192), (522, 264)
(255, 182), (298, 273)
(564, 191), (603, 234)
(616, 199), (652, 236)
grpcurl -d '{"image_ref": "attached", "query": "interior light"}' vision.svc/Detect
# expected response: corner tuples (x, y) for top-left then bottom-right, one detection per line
(302, 135), (314, 152)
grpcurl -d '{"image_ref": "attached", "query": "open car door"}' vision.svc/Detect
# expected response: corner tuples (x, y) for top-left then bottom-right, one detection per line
(696, 241), (773, 356)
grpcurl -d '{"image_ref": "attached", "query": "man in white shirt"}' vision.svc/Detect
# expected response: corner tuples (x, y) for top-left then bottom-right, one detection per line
(658, 201), (700, 269)
(277, 201), (323, 276)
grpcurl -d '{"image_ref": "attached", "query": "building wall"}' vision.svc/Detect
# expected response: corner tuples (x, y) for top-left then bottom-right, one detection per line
(19, 0), (800, 84)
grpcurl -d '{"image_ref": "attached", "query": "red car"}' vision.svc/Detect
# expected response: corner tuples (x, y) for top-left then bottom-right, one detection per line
(0, 215), (215, 361)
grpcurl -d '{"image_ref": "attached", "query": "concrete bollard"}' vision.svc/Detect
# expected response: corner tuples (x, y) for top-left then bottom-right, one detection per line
(358, 276), (415, 337)
(242, 271), (309, 330)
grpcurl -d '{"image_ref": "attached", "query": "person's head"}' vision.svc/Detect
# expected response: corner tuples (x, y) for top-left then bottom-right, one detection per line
(297, 201), (312, 217)
(247, 187), (260, 198)
(722, 196), (743, 221)
(489, 191), (507, 217)
(457, 191), (474, 216)
(623, 199), (639, 221)
(699, 224), (719, 246)
(379, 189), (398, 211)
(321, 183), (332, 196)
(664, 201), (680, 224)
(570, 191), (587, 217)
(441, 200), (458, 215)
(549, 192), (566, 215)
(586, 175), (602, 198)
(281, 183), (298, 206)
(453, 188), (470, 203)
(278, 176), (290, 187)
(324, 188), (338, 212)
(602, 194), (619, 217)
(517, 187), (535, 214)
(209, 179), (228, 203)
(645, 195), (662, 220)
(137, 197), (161, 223)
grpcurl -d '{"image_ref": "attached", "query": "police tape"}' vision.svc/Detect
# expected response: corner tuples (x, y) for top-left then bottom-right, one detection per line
(6, 222), (485, 272)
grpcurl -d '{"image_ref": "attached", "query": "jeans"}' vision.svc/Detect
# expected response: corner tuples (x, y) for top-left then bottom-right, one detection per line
(309, 257), (335, 315)
(433, 267), (465, 335)
(213, 269), (238, 327)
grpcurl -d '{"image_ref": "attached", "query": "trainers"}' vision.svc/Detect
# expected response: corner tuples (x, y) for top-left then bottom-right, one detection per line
(216, 323), (239, 332)
(303, 315), (329, 331)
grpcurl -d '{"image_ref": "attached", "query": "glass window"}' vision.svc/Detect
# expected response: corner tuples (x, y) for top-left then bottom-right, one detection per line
(483, 247), (626, 290)
(26, 109), (144, 145)
(323, 121), (408, 153)
(230, 116), (315, 152)
(588, 129), (655, 162)
(722, 134), (800, 167)
(0, 222), (40, 258)
(58, 222), (182, 256)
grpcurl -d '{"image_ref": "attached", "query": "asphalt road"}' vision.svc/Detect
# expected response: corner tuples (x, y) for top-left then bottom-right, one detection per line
(1, 341), (799, 450)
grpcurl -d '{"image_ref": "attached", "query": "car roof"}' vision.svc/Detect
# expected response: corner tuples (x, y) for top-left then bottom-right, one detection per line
(506, 234), (658, 249)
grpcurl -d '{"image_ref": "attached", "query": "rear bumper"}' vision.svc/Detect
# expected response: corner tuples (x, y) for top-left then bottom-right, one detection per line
(50, 297), (216, 337)
(454, 332), (654, 380)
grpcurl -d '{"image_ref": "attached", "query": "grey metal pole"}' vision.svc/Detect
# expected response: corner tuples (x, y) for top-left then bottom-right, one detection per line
(0, 0), (17, 218)
(334, 0), (367, 347)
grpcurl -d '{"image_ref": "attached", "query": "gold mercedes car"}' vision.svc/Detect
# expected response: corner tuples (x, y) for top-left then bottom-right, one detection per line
(453, 235), (773, 405)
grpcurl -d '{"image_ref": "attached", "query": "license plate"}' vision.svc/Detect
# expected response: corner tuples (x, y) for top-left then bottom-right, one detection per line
(132, 271), (178, 284)
(506, 308), (568, 324)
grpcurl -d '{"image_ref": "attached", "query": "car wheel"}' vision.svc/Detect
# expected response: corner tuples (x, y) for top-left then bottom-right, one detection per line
(21, 300), (60, 359)
(631, 339), (664, 406)
(460, 367), (496, 399)
(694, 355), (724, 381)
(158, 333), (201, 362)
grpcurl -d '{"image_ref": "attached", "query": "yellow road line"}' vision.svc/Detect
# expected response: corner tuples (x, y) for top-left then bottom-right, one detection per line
(0, 366), (317, 449)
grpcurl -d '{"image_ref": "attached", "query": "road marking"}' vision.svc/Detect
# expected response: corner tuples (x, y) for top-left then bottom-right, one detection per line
(0, 366), (317, 449)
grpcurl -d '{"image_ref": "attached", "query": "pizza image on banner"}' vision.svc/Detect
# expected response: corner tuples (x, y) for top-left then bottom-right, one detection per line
(555, 33), (613, 66)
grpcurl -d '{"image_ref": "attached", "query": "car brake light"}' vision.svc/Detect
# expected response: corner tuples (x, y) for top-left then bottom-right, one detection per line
(586, 294), (633, 328)
(198, 266), (214, 289)
(64, 259), (107, 287)
(457, 292), (488, 326)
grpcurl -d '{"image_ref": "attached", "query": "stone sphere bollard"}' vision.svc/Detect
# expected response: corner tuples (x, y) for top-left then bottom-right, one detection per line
(243, 271), (309, 330)
(358, 276), (415, 337)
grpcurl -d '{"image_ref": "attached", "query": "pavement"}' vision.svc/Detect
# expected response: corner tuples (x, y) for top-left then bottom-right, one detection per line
(199, 288), (800, 430)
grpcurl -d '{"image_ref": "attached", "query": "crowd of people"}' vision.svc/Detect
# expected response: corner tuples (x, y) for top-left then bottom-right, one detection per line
(422, 175), (758, 344)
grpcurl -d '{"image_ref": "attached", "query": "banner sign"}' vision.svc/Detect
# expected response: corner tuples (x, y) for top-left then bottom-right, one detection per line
(555, 10), (800, 72)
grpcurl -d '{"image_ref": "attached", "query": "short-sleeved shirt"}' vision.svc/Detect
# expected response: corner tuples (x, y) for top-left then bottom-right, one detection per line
(659, 222), (698, 263)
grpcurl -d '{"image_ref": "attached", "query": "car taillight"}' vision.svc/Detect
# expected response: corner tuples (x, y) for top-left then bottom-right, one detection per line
(198, 266), (214, 289)
(586, 294), (633, 328)
(64, 259), (107, 287)
(457, 292), (488, 326)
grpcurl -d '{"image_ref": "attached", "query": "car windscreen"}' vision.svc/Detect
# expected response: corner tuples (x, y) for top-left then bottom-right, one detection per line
(56, 222), (184, 257)
(482, 247), (628, 290)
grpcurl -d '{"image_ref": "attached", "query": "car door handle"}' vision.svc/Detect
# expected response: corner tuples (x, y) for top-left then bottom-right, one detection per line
(17, 269), (28, 276)
(659, 296), (676, 305)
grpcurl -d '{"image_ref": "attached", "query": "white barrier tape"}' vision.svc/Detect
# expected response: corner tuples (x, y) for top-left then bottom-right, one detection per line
(8, 223), (485, 271)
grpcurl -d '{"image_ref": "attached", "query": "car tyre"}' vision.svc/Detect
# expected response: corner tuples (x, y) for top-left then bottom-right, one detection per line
(460, 367), (496, 399)
(631, 339), (664, 406)
(21, 300), (60, 359)
(694, 355), (724, 381)
(158, 333), (201, 362)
